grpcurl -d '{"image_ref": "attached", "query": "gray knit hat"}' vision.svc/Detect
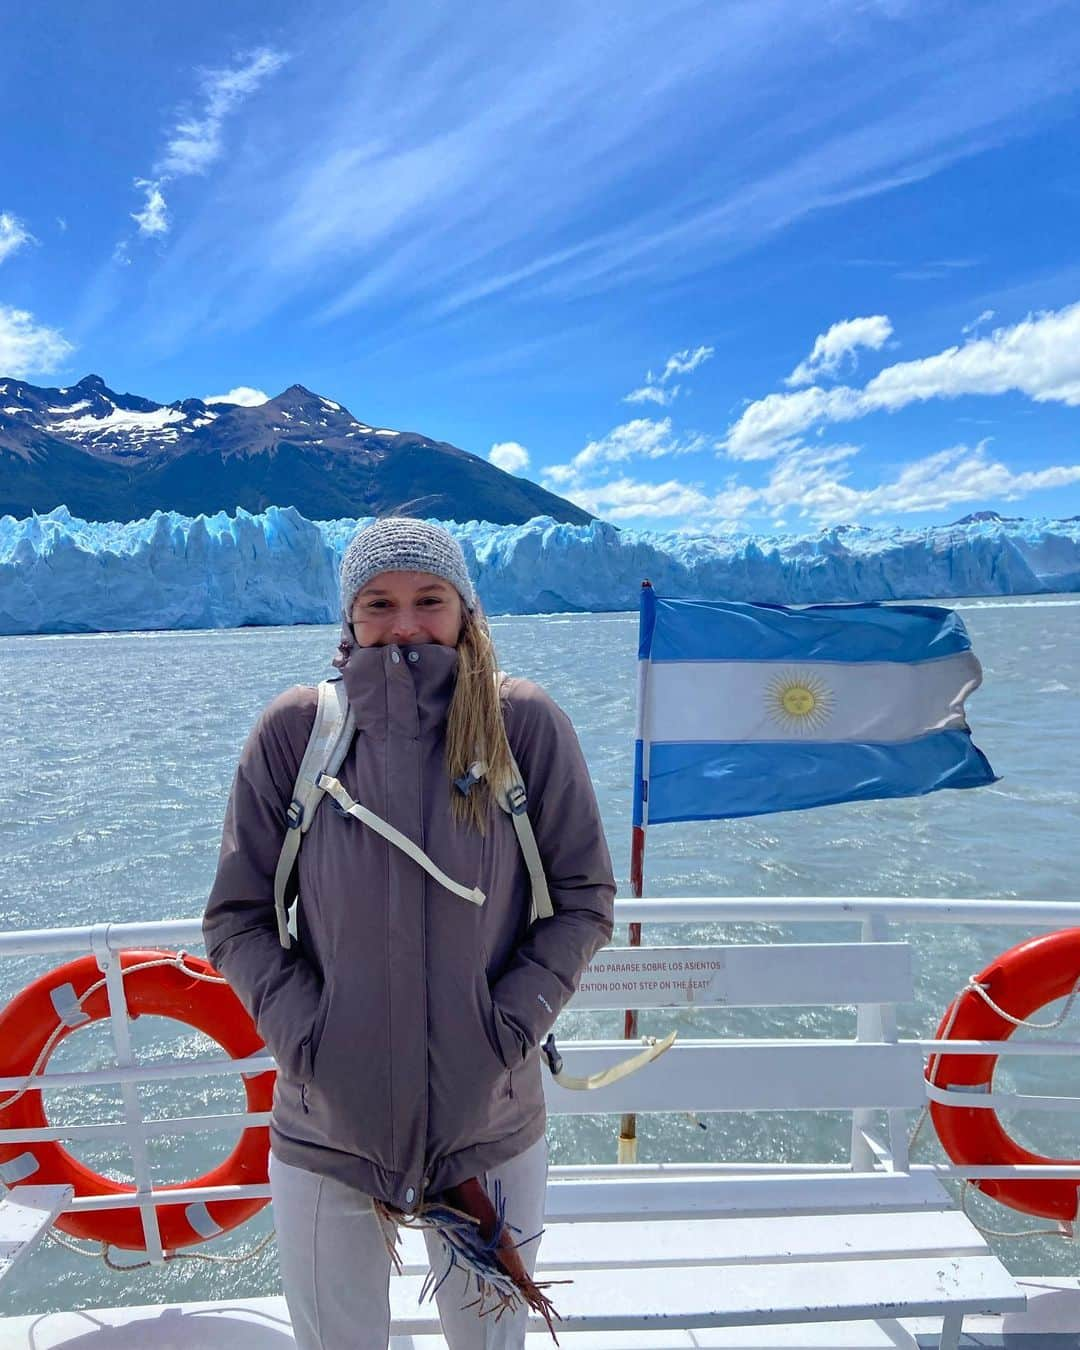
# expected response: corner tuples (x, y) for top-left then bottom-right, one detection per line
(340, 517), (478, 617)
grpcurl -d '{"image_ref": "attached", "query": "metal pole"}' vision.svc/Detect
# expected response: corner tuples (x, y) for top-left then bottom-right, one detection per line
(619, 581), (653, 1165)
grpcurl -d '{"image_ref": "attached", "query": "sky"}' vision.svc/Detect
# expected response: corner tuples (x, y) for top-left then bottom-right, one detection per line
(2, 0), (1080, 534)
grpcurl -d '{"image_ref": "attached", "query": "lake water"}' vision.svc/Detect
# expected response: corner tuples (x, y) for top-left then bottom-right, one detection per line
(1, 597), (1078, 1314)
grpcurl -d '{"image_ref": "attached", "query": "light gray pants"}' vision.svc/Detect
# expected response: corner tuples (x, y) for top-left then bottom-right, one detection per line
(270, 1135), (549, 1350)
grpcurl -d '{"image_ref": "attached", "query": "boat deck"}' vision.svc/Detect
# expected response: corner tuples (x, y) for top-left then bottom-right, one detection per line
(1, 1279), (1079, 1349)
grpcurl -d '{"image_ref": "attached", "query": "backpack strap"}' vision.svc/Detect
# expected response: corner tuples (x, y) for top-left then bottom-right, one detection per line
(491, 674), (554, 926)
(273, 678), (356, 949)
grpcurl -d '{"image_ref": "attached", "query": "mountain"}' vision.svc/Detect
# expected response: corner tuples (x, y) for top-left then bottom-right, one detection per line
(0, 375), (592, 525)
(949, 510), (1022, 526)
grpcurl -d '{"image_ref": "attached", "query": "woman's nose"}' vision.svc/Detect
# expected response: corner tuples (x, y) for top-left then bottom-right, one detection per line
(391, 609), (421, 639)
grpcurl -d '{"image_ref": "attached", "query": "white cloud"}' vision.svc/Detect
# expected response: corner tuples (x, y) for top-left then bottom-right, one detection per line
(624, 345), (712, 406)
(724, 385), (864, 459)
(488, 440), (530, 473)
(624, 383), (677, 406)
(962, 308), (995, 336)
(204, 385), (269, 406)
(56, 217), (68, 232)
(559, 474), (712, 521)
(725, 302), (1080, 459)
(0, 212), (35, 264)
(548, 417), (708, 485)
(661, 345), (714, 380)
(548, 428), (1080, 530)
(122, 48), (288, 247)
(864, 303), (1080, 407)
(746, 442), (1080, 526)
(157, 48), (290, 178)
(131, 180), (169, 238)
(786, 315), (892, 386)
(0, 303), (74, 376)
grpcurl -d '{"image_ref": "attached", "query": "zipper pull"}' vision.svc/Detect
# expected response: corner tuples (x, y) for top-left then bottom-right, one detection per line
(300, 1083), (310, 1114)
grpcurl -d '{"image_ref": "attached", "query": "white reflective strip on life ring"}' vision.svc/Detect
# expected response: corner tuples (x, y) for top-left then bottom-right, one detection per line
(185, 1202), (224, 1239)
(0, 1151), (40, 1183)
(50, 983), (91, 1028)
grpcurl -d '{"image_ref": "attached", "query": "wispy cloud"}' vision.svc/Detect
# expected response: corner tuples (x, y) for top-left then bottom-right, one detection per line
(725, 302), (1080, 459)
(625, 344), (713, 406)
(624, 384), (677, 407)
(560, 474), (714, 522)
(745, 441), (1080, 526)
(544, 416), (707, 488)
(122, 2), (1080, 346)
(156, 48), (290, 178)
(125, 48), (288, 244)
(962, 308), (995, 336)
(786, 316), (892, 387)
(488, 441), (530, 473)
(895, 257), (981, 282)
(571, 439), (1080, 531)
(131, 181), (169, 238)
(0, 212), (35, 265)
(0, 303), (74, 376)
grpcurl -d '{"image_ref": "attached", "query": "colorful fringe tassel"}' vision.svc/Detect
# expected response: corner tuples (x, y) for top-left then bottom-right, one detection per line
(374, 1176), (567, 1343)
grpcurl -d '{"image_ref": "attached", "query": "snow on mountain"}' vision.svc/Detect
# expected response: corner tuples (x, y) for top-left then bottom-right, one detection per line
(0, 373), (235, 467)
(1, 506), (1078, 636)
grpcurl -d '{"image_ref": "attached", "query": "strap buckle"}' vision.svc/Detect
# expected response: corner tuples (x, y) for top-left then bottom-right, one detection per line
(286, 800), (304, 830)
(507, 783), (528, 816)
(541, 1033), (563, 1078)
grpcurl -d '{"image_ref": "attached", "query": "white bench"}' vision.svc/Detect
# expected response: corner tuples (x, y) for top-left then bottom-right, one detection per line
(381, 933), (1023, 1350)
(0, 1185), (72, 1287)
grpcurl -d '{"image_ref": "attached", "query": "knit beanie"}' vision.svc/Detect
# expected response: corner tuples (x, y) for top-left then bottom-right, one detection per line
(339, 517), (478, 617)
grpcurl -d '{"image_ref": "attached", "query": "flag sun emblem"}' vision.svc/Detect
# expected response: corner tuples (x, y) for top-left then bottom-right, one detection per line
(765, 670), (835, 734)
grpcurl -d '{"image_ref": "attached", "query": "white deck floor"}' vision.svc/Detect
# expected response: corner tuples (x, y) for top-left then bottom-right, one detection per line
(0, 1280), (1077, 1349)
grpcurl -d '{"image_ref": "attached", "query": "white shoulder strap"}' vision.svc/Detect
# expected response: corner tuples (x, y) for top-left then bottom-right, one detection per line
(273, 679), (356, 949)
(492, 673), (554, 926)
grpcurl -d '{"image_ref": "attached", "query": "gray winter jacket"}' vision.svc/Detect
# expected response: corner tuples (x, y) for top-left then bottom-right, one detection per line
(202, 638), (615, 1212)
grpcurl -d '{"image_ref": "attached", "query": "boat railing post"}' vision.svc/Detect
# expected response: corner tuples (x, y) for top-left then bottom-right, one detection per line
(620, 580), (653, 1166)
(90, 925), (165, 1264)
(849, 911), (903, 1172)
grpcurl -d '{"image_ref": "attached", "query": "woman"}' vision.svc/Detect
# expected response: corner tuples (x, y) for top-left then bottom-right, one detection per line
(203, 517), (616, 1349)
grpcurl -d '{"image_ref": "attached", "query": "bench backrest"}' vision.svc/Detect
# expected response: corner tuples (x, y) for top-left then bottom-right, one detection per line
(547, 940), (919, 1129)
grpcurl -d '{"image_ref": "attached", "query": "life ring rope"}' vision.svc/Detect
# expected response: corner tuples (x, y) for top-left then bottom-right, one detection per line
(0, 952), (228, 1115)
(46, 1217), (278, 1271)
(964, 972), (1080, 1031)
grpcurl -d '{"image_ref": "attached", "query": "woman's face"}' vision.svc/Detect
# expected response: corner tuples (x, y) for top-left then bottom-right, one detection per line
(350, 570), (464, 648)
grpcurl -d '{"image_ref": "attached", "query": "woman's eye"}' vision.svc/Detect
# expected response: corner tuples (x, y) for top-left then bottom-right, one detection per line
(419, 597), (443, 607)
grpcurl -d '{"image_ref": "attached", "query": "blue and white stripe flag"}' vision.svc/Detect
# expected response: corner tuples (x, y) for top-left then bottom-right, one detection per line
(633, 590), (997, 825)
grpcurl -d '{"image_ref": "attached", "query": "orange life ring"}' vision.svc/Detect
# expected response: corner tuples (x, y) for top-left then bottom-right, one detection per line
(929, 927), (1080, 1222)
(0, 949), (275, 1251)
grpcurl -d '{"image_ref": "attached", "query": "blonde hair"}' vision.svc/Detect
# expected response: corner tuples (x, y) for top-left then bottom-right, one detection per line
(446, 603), (512, 831)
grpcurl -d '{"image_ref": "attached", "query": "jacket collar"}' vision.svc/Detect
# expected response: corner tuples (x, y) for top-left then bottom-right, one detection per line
(337, 633), (459, 737)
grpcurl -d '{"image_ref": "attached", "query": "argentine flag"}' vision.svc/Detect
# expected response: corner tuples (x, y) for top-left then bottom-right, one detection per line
(633, 590), (997, 825)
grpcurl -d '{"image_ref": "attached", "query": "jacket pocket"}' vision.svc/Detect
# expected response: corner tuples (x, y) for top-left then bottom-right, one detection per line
(477, 958), (510, 1071)
(297, 981), (332, 1084)
(479, 983), (507, 1069)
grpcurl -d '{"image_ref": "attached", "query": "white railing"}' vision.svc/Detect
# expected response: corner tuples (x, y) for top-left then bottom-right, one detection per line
(1, 896), (1079, 1264)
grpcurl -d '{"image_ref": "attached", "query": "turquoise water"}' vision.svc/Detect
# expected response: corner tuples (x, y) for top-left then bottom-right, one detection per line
(0, 598), (1078, 1313)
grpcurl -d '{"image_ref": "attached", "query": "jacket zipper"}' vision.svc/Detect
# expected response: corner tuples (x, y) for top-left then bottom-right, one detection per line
(300, 1083), (309, 1114)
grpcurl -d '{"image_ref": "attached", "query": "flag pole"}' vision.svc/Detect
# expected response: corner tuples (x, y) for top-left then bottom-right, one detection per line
(619, 580), (653, 1165)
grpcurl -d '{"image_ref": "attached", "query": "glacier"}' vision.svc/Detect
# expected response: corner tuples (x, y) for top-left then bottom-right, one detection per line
(1, 504), (1079, 636)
